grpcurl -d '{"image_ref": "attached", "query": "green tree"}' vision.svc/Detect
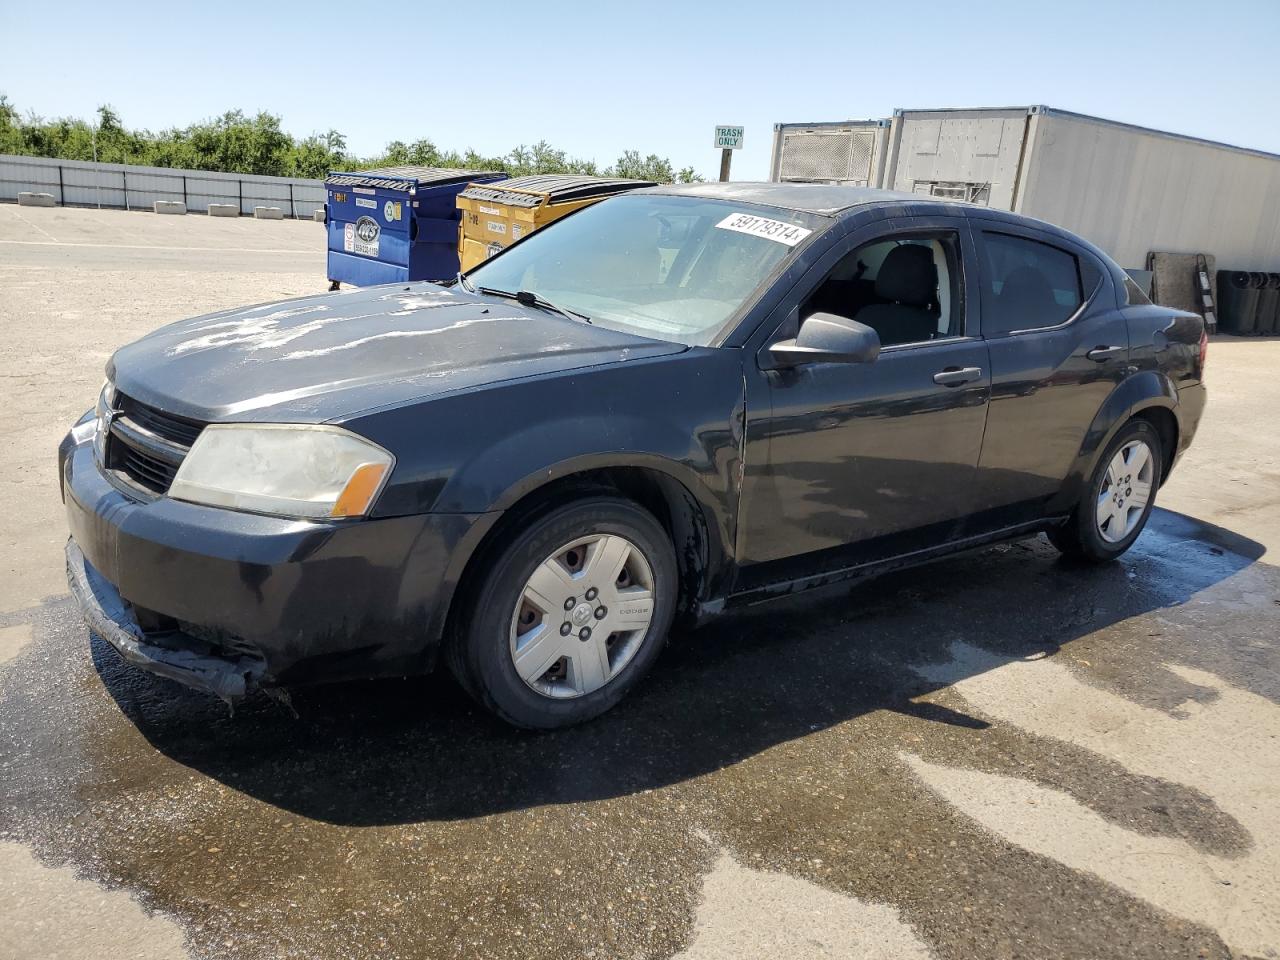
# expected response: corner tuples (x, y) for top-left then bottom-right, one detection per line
(0, 95), (703, 183)
(606, 151), (700, 183)
(288, 129), (348, 179)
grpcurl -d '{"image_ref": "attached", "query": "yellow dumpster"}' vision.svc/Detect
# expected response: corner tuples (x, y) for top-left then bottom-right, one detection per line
(456, 175), (657, 270)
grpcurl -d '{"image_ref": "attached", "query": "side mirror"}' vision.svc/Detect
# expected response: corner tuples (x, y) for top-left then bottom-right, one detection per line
(769, 312), (881, 367)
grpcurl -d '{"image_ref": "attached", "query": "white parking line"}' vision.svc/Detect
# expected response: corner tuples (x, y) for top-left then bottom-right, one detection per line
(10, 210), (59, 243)
(0, 239), (314, 254)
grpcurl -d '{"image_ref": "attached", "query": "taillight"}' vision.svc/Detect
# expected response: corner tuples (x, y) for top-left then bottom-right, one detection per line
(1199, 327), (1208, 379)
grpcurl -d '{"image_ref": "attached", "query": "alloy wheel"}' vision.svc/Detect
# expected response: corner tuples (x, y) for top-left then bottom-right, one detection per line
(1096, 440), (1155, 543)
(508, 533), (656, 699)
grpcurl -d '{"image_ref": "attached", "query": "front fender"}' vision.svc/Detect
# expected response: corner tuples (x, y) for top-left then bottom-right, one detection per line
(490, 446), (736, 595)
(489, 446), (723, 516)
(1050, 369), (1178, 513)
(346, 348), (746, 629)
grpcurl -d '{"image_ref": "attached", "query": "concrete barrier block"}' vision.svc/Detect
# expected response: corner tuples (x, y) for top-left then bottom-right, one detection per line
(153, 200), (186, 215)
(312, 208), (326, 223)
(207, 203), (239, 218)
(17, 192), (56, 207)
(253, 206), (284, 220)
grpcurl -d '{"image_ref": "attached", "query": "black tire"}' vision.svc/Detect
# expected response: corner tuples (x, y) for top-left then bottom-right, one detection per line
(448, 496), (677, 729)
(1048, 419), (1163, 562)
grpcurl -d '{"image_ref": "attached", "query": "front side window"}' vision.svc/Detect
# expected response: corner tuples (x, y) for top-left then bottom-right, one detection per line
(981, 232), (1083, 334)
(465, 195), (826, 346)
(802, 232), (963, 347)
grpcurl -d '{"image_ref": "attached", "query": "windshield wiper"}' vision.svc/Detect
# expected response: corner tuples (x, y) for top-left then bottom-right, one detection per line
(453, 271), (476, 293)
(478, 287), (591, 324)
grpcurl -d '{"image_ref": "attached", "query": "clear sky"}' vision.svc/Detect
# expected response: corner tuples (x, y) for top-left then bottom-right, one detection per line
(2, 0), (1278, 180)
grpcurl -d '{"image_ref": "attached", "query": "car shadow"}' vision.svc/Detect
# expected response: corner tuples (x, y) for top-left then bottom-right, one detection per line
(94, 507), (1267, 826)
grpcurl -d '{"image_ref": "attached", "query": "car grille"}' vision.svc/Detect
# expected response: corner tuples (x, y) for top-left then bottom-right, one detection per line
(118, 393), (204, 447)
(105, 393), (206, 495)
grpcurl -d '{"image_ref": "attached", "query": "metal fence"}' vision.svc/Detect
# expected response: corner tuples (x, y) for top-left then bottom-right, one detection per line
(0, 154), (326, 218)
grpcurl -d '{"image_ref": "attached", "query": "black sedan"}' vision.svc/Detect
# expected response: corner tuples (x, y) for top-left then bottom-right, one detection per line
(60, 183), (1207, 728)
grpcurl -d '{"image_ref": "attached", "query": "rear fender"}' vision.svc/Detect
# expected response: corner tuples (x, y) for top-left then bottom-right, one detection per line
(1050, 370), (1178, 513)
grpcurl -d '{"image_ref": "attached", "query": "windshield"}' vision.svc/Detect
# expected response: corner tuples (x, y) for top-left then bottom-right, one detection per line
(465, 194), (826, 346)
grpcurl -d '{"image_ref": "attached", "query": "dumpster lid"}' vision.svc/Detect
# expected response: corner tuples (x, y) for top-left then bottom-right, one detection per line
(325, 167), (503, 192)
(458, 175), (658, 208)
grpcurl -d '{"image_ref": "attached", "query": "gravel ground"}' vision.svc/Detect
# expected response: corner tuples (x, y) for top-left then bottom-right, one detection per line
(1, 204), (1277, 960)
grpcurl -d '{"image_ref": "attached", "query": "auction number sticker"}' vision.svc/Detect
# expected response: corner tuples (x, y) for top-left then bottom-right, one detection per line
(715, 212), (812, 247)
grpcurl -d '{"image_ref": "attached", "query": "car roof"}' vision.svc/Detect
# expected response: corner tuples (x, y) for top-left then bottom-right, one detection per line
(639, 181), (1110, 258)
(642, 181), (925, 215)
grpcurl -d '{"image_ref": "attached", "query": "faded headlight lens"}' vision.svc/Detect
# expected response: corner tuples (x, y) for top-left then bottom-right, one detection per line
(93, 380), (117, 463)
(168, 424), (394, 520)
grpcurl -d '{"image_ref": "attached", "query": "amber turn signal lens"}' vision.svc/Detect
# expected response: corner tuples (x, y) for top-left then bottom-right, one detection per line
(330, 462), (391, 518)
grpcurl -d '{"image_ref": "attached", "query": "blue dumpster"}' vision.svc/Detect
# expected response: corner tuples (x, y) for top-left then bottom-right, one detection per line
(324, 166), (506, 288)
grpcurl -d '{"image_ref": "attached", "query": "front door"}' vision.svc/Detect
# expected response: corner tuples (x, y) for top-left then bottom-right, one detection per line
(736, 218), (991, 590)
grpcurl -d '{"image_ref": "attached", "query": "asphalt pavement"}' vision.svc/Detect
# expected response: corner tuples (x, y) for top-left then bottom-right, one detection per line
(1, 204), (1277, 960)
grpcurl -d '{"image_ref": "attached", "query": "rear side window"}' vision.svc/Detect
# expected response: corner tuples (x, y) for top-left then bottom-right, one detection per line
(981, 232), (1083, 334)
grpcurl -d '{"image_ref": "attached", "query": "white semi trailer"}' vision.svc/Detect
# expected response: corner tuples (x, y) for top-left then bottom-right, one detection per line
(770, 105), (1280, 271)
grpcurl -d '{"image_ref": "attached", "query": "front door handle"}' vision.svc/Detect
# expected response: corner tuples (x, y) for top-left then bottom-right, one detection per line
(933, 366), (983, 387)
(1086, 345), (1127, 362)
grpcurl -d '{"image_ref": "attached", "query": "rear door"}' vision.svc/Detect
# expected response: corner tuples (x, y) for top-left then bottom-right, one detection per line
(968, 223), (1130, 528)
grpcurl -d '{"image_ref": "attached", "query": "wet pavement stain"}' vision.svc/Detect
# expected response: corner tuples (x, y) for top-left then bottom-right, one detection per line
(905, 647), (1280, 957)
(1, 509), (1276, 959)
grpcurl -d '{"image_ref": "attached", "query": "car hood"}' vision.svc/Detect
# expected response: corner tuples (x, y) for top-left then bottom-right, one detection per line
(107, 283), (686, 423)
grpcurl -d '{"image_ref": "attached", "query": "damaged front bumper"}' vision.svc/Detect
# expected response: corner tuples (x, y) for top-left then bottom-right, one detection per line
(66, 538), (265, 703)
(59, 422), (489, 701)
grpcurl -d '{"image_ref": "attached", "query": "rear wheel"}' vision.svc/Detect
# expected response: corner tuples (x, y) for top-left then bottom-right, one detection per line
(450, 497), (677, 729)
(1048, 419), (1162, 562)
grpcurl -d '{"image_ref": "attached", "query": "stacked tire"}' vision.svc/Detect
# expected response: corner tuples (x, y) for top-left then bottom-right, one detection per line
(1258, 274), (1280, 335)
(1214, 270), (1280, 335)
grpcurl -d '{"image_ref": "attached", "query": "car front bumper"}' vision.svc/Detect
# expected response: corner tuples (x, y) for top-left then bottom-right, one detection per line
(66, 536), (265, 701)
(60, 425), (490, 700)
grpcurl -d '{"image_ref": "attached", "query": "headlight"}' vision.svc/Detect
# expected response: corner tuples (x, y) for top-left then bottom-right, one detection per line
(96, 380), (117, 418)
(168, 424), (394, 520)
(93, 380), (117, 463)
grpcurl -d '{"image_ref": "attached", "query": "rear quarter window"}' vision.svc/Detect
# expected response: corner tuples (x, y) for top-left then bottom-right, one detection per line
(1123, 273), (1152, 305)
(981, 232), (1084, 335)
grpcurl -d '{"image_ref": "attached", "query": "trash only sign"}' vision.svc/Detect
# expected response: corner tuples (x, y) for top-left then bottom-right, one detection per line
(714, 126), (745, 150)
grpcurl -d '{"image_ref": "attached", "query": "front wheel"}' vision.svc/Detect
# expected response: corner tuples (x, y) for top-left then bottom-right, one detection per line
(449, 497), (677, 729)
(1048, 419), (1162, 562)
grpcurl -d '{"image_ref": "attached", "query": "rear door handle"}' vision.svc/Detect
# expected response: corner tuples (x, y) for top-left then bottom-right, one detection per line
(1086, 345), (1127, 362)
(933, 366), (983, 387)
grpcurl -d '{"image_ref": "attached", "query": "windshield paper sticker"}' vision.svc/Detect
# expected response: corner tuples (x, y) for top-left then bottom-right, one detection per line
(715, 212), (812, 246)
